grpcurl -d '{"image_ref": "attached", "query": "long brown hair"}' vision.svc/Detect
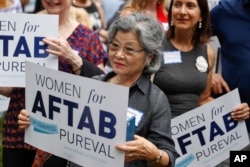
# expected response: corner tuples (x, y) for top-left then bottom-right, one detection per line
(167, 0), (212, 44)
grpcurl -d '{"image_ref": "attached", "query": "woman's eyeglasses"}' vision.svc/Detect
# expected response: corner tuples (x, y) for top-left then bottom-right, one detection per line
(108, 41), (144, 56)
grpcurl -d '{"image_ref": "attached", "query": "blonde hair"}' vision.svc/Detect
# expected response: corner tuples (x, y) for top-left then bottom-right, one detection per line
(127, 0), (168, 10)
(120, 0), (168, 17)
(37, 6), (93, 29)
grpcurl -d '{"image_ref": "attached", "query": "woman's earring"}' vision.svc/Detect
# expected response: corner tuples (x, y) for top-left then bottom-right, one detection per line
(170, 20), (174, 26)
(198, 21), (202, 29)
(73, 0), (76, 4)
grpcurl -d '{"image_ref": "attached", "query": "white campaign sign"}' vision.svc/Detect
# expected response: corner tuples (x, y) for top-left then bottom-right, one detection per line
(24, 61), (129, 167)
(0, 13), (58, 87)
(172, 89), (249, 167)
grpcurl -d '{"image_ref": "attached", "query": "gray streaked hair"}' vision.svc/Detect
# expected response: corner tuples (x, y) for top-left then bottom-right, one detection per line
(108, 12), (164, 74)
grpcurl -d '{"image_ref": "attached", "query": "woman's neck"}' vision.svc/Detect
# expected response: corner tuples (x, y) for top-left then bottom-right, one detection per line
(109, 74), (141, 87)
(59, 11), (78, 39)
(143, 0), (158, 19)
(170, 31), (194, 52)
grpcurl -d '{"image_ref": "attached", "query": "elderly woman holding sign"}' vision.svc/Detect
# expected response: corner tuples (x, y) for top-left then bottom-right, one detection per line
(18, 13), (178, 167)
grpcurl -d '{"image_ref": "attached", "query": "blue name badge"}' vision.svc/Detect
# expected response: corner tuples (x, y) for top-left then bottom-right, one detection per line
(126, 116), (136, 141)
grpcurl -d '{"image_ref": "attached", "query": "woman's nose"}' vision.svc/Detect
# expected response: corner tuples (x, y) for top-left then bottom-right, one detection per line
(179, 6), (187, 16)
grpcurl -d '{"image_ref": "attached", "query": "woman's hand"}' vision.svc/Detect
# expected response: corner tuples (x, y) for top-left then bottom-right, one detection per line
(17, 109), (31, 129)
(115, 135), (159, 162)
(231, 103), (250, 121)
(211, 73), (230, 94)
(43, 38), (83, 74)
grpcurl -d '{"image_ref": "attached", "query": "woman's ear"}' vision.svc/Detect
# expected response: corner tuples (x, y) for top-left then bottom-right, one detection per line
(146, 54), (153, 66)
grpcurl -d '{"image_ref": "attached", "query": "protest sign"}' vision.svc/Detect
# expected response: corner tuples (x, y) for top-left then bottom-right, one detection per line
(0, 13), (58, 87)
(24, 61), (129, 167)
(172, 89), (250, 167)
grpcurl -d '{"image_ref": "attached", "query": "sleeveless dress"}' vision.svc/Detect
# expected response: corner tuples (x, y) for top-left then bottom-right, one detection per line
(154, 38), (209, 118)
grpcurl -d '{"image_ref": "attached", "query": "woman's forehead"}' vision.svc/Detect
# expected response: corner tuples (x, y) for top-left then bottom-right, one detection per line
(113, 31), (140, 45)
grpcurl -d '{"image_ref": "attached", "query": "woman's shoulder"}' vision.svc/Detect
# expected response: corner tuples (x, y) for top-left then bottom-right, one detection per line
(198, 43), (215, 60)
(139, 75), (168, 101)
(206, 44), (216, 70)
(71, 6), (93, 29)
(73, 24), (96, 36)
(149, 82), (171, 113)
(151, 82), (168, 98)
(68, 24), (101, 49)
(195, 43), (215, 71)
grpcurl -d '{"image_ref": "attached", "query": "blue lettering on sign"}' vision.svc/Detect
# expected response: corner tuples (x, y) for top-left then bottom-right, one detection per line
(0, 35), (13, 56)
(0, 35), (48, 57)
(77, 106), (96, 134)
(64, 99), (78, 127)
(99, 111), (116, 139)
(14, 36), (31, 57)
(32, 91), (46, 117)
(177, 112), (238, 155)
(31, 90), (117, 140)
